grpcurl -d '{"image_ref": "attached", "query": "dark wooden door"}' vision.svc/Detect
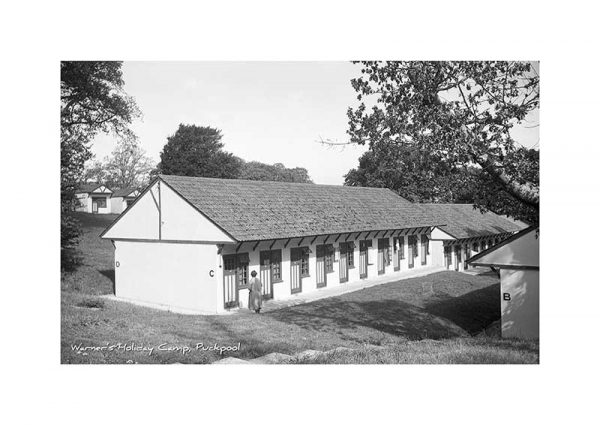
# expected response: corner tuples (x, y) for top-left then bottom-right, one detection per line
(377, 238), (386, 275)
(454, 246), (461, 271)
(339, 243), (349, 283)
(444, 246), (452, 269)
(407, 236), (415, 269)
(290, 248), (303, 294)
(393, 237), (400, 271)
(359, 240), (368, 279)
(316, 245), (327, 288)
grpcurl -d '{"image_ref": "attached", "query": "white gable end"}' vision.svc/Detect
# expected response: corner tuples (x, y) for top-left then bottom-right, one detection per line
(102, 183), (160, 239)
(160, 181), (234, 242)
(102, 180), (234, 243)
(429, 226), (456, 240)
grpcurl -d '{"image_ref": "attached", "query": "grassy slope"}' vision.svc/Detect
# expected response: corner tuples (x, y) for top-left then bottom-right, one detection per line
(61, 213), (538, 364)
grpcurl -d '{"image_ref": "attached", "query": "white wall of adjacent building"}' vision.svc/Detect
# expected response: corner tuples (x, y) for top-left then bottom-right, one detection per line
(500, 268), (539, 339)
(114, 240), (221, 313)
(110, 197), (127, 214)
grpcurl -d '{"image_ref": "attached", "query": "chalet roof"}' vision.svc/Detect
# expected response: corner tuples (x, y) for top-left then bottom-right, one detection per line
(421, 203), (527, 239)
(112, 188), (138, 197)
(76, 183), (110, 194)
(159, 174), (443, 242)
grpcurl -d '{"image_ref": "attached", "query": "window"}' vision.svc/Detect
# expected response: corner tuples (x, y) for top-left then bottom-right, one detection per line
(385, 239), (392, 265)
(340, 242), (355, 268)
(300, 246), (310, 277)
(271, 250), (282, 281)
(237, 253), (249, 287)
(94, 197), (106, 208)
(223, 253), (249, 288)
(324, 244), (334, 273)
(260, 250), (282, 282)
(347, 242), (354, 268)
(473, 242), (479, 252)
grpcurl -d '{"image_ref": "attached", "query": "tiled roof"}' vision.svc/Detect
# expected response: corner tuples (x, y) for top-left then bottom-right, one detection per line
(421, 203), (527, 239)
(159, 174), (443, 242)
(76, 183), (104, 193)
(112, 188), (138, 197)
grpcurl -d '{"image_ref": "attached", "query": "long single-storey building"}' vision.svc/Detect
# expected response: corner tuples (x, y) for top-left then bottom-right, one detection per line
(100, 175), (528, 314)
(426, 203), (526, 272)
(467, 227), (539, 339)
(75, 183), (113, 214)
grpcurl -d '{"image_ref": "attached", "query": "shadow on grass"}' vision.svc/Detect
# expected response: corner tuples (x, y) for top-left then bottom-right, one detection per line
(424, 283), (500, 335)
(99, 269), (115, 294)
(268, 297), (468, 341)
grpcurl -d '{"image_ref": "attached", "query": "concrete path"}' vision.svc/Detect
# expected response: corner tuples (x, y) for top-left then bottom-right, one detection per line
(254, 265), (446, 313)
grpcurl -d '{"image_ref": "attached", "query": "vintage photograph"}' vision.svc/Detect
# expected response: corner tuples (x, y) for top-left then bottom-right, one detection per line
(60, 61), (539, 364)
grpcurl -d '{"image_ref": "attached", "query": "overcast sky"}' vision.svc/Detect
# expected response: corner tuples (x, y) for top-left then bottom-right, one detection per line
(91, 62), (539, 185)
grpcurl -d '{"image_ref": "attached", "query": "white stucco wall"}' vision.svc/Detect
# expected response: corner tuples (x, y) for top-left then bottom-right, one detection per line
(218, 229), (434, 311)
(114, 240), (220, 313)
(500, 268), (539, 339)
(110, 197), (126, 214)
(103, 185), (160, 239)
(159, 182), (233, 242)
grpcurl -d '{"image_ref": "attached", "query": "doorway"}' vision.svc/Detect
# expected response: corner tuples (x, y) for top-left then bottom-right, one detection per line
(222, 253), (249, 308)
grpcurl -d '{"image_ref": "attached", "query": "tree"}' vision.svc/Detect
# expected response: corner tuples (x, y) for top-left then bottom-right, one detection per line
(239, 161), (313, 183)
(84, 138), (155, 189)
(61, 61), (140, 270)
(344, 61), (539, 223)
(157, 124), (242, 179)
(344, 143), (475, 202)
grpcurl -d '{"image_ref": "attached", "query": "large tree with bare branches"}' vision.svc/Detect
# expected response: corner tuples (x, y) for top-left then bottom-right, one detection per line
(61, 61), (140, 270)
(344, 61), (539, 223)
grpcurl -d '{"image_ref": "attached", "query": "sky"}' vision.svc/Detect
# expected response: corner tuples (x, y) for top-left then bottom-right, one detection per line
(92, 62), (539, 185)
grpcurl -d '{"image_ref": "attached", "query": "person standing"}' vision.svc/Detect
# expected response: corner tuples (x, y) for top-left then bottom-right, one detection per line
(248, 270), (263, 313)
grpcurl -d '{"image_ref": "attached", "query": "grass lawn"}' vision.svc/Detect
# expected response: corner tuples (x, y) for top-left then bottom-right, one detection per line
(61, 213), (539, 364)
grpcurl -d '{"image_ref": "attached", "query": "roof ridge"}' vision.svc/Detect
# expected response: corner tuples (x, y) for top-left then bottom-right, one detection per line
(159, 174), (396, 191)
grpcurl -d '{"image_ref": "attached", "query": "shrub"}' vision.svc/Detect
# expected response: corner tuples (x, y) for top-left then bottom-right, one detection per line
(61, 214), (82, 271)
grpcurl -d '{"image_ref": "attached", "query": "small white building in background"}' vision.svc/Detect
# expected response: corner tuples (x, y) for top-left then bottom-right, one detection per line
(468, 227), (539, 340)
(74, 183), (113, 214)
(110, 188), (140, 214)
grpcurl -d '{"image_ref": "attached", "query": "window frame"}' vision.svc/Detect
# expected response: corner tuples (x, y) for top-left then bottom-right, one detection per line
(324, 244), (334, 273)
(300, 246), (310, 277)
(93, 197), (107, 208)
(347, 241), (355, 268)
